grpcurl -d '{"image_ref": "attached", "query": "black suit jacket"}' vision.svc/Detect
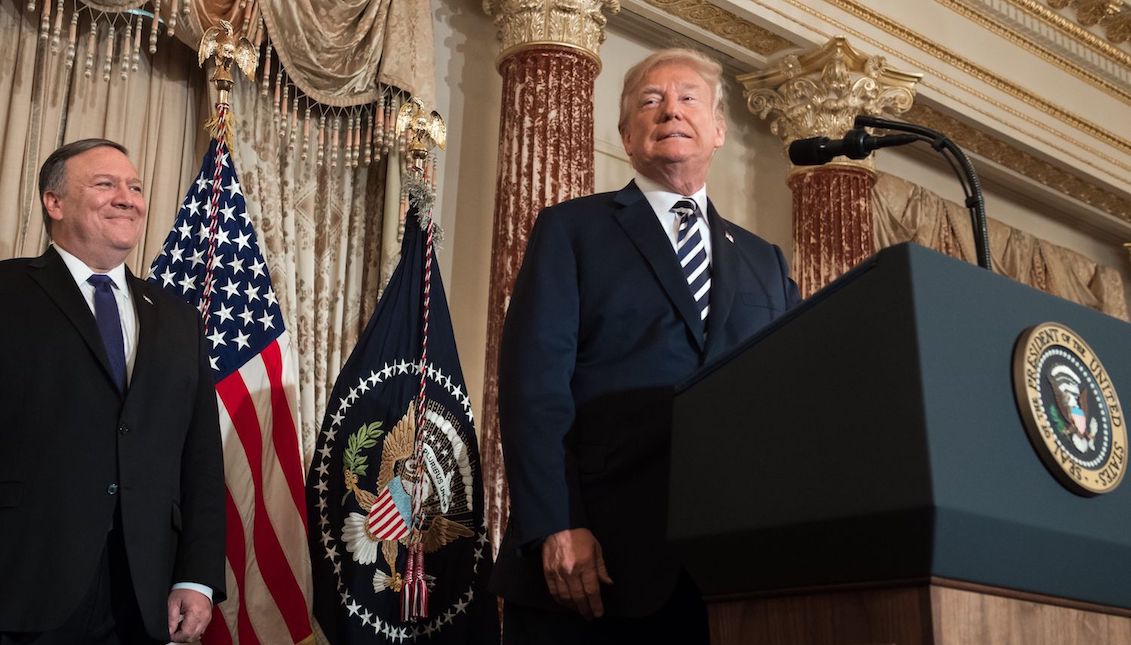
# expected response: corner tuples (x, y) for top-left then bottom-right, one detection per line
(490, 181), (801, 616)
(0, 247), (226, 639)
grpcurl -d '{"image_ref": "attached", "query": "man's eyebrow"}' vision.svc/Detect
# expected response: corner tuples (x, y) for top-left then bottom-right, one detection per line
(89, 173), (141, 184)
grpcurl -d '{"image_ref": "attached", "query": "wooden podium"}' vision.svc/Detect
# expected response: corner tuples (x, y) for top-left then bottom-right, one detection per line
(669, 244), (1131, 644)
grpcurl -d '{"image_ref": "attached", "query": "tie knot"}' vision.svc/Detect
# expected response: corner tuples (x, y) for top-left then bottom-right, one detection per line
(87, 274), (115, 291)
(671, 199), (698, 222)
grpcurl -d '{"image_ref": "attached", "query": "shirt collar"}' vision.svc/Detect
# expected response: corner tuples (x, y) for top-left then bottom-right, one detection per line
(53, 243), (129, 292)
(635, 174), (708, 219)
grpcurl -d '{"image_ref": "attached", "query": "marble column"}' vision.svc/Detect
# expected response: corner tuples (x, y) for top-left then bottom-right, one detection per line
(740, 37), (921, 297)
(480, 0), (618, 554)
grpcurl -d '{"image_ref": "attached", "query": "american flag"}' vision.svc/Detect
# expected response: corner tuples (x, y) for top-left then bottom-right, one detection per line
(149, 139), (314, 644)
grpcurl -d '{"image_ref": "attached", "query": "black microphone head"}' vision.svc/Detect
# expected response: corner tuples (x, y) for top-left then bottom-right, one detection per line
(788, 137), (833, 166)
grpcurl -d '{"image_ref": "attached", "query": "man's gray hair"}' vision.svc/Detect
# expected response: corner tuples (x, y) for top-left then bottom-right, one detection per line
(618, 48), (726, 132)
(38, 138), (129, 235)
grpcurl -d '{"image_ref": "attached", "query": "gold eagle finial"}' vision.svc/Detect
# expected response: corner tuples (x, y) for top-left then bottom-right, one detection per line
(395, 97), (446, 168)
(198, 19), (258, 105)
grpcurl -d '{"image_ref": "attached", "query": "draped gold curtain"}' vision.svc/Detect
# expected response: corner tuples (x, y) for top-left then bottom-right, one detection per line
(0, 0), (207, 266)
(0, 0), (435, 468)
(873, 172), (1129, 321)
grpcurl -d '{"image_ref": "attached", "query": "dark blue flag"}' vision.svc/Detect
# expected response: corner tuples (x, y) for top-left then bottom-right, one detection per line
(307, 185), (497, 644)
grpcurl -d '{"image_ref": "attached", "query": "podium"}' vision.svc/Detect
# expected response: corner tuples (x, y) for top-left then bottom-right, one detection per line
(669, 243), (1131, 644)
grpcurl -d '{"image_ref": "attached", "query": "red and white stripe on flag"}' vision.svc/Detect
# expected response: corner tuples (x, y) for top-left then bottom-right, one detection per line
(366, 488), (410, 542)
(206, 331), (314, 645)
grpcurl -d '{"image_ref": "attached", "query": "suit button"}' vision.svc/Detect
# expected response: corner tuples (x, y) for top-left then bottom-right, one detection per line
(107, 484), (119, 495)
(118, 424), (130, 435)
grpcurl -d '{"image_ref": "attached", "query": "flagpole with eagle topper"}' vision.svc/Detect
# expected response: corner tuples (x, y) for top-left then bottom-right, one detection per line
(148, 20), (315, 644)
(395, 97), (448, 622)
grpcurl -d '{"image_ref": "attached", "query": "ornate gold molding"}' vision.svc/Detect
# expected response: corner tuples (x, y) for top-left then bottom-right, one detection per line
(818, 0), (1131, 157)
(483, 0), (621, 64)
(1018, 0), (1131, 62)
(636, 0), (793, 55)
(1046, 0), (1131, 44)
(740, 37), (921, 171)
(905, 103), (1131, 224)
(938, 0), (1131, 105)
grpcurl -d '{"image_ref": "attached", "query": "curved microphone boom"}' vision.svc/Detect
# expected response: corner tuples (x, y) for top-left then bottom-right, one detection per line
(853, 114), (992, 271)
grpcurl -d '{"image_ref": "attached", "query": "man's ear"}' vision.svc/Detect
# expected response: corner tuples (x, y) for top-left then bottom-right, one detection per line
(43, 190), (65, 223)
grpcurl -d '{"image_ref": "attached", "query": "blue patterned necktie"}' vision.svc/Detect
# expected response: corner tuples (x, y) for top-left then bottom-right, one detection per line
(88, 274), (126, 392)
(672, 198), (711, 322)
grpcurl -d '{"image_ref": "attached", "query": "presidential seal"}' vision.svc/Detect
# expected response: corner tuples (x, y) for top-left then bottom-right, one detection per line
(1013, 322), (1126, 496)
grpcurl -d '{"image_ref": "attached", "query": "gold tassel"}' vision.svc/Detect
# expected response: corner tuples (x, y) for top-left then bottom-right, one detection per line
(364, 109), (373, 165)
(288, 93), (299, 154)
(50, 0), (63, 53)
(132, 15), (141, 72)
(432, 157), (439, 190)
(38, 0), (50, 42)
(375, 96), (385, 160)
(149, 0), (161, 54)
(65, 9), (78, 70)
(261, 45), (271, 98)
(330, 115), (340, 170)
(119, 20), (130, 80)
(317, 113), (326, 168)
(167, 0), (178, 36)
(280, 84), (290, 140)
(301, 105), (312, 162)
(382, 95), (393, 153)
(351, 112), (360, 168)
(103, 22), (114, 82)
(83, 23), (95, 79)
(273, 67), (283, 134)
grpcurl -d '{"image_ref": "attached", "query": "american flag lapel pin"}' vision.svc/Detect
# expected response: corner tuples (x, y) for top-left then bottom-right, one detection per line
(725, 230), (735, 244)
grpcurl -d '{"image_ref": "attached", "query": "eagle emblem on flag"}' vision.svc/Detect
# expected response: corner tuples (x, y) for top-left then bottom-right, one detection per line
(341, 400), (475, 593)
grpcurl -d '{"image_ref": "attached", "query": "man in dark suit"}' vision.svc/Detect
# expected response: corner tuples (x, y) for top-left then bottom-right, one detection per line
(490, 49), (801, 643)
(0, 139), (225, 643)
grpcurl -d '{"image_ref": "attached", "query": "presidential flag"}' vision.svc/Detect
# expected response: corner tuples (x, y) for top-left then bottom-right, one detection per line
(306, 183), (496, 643)
(149, 139), (314, 644)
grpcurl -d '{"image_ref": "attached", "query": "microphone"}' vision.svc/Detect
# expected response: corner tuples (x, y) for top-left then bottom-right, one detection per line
(788, 128), (923, 166)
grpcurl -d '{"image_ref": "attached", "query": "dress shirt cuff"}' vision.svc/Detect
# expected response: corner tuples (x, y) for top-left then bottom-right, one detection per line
(171, 582), (214, 604)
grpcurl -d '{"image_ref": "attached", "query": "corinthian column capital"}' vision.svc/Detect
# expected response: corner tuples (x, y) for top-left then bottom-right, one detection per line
(483, 0), (620, 64)
(739, 36), (922, 170)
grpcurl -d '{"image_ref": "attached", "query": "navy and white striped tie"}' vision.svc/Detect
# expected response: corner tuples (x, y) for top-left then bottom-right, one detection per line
(672, 199), (710, 322)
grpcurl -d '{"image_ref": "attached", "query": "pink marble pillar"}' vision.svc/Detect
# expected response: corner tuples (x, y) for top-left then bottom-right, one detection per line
(481, 45), (600, 553)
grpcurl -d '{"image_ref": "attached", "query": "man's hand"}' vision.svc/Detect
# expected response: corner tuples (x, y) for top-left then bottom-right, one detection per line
(167, 588), (212, 642)
(541, 528), (614, 620)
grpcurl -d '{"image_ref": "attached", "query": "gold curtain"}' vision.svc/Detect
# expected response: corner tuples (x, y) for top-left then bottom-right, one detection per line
(873, 172), (1129, 321)
(0, 0), (207, 269)
(227, 76), (398, 468)
(176, 0), (436, 108)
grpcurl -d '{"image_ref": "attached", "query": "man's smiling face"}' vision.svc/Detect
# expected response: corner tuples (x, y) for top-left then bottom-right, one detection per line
(620, 61), (726, 191)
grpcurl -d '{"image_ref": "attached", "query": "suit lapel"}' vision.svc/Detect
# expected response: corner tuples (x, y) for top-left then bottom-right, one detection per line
(612, 181), (706, 352)
(28, 247), (122, 397)
(704, 200), (738, 356)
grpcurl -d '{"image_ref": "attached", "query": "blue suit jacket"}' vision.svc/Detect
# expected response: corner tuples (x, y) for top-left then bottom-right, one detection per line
(490, 181), (800, 615)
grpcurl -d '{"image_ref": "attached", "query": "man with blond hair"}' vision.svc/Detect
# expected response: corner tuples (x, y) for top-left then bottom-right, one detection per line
(491, 49), (801, 642)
